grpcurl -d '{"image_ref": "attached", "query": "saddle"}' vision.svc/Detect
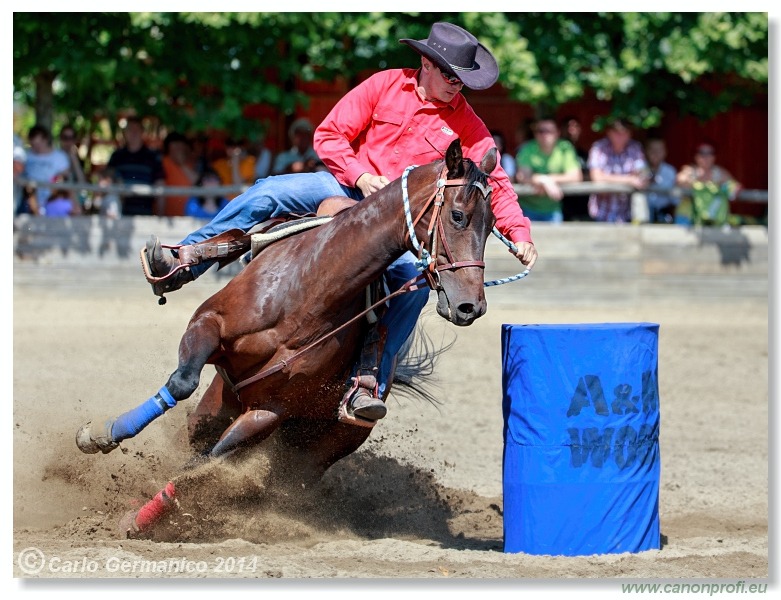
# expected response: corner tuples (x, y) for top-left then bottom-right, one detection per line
(140, 198), (359, 287)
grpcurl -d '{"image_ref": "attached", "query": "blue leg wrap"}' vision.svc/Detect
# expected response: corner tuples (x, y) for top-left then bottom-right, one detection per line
(110, 386), (177, 442)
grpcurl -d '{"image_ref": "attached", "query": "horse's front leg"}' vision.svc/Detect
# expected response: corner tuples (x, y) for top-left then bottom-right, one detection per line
(76, 313), (222, 454)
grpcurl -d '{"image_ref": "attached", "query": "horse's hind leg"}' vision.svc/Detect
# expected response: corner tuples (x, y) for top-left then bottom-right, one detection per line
(186, 373), (242, 456)
(209, 409), (282, 457)
(76, 314), (222, 455)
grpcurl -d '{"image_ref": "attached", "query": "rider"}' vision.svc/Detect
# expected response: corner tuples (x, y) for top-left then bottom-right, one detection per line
(144, 22), (538, 424)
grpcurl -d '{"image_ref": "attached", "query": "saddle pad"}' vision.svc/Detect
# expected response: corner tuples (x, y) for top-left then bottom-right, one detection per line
(250, 216), (333, 258)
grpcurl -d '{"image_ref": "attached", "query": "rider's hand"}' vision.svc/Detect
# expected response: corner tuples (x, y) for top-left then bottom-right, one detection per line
(356, 173), (390, 198)
(513, 241), (538, 270)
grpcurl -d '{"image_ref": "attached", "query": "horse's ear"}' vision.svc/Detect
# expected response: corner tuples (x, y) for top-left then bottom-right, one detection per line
(480, 147), (498, 175)
(446, 138), (464, 178)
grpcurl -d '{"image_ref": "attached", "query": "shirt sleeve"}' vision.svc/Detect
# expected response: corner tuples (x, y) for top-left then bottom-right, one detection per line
(151, 151), (165, 182)
(313, 74), (382, 188)
(588, 140), (607, 171)
(272, 151), (290, 175)
(562, 142), (581, 172)
(660, 164), (677, 188)
(517, 144), (533, 169)
(54, 150), (71, 175)
(629, 142), (647, 171)
(458, 117), (533, 245)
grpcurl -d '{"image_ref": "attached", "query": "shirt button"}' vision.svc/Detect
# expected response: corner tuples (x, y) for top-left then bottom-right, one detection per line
(394, 150), (398, 154)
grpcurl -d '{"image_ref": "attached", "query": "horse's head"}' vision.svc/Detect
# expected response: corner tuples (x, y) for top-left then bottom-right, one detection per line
(409, 138), (496, 326)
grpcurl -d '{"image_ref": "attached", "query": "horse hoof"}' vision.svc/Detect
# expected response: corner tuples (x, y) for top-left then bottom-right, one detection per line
(118, 482), (177, 538)
(76, 420), (119, 455)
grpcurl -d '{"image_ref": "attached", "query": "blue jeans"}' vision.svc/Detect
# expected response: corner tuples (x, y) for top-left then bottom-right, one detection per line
(179, 171), (430, 393)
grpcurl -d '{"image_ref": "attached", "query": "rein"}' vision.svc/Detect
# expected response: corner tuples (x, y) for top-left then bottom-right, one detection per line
(402, 164), (530, 287)
(226, 161), (527, 397)
(228, 274), (429, 395)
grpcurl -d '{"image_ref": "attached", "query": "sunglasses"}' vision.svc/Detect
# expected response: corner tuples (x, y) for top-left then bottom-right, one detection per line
(437, 67), (462, 86)
(696, 148), (715, 156)
(535, 128), (557, 135)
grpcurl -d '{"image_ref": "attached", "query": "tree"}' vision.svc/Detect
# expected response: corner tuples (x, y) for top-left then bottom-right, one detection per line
(485, 12), (768, 128)
(13, 12), (768, 135)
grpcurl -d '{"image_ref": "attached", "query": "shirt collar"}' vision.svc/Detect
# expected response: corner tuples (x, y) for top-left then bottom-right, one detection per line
(406, 68), (460, 110)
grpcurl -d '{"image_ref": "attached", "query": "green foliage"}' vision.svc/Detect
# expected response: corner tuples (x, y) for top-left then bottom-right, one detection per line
(13, 12), (768, 135)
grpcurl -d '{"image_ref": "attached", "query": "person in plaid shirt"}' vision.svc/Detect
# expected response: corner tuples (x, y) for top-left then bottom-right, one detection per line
(587, 118), (649, 222)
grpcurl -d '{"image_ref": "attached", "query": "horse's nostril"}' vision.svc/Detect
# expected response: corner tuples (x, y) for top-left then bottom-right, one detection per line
(458, 303), (476, 315)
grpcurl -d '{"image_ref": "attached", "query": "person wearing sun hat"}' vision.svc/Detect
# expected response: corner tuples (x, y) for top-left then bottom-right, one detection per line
(399, 21), (499, 90)
(143, 22), (537, 424)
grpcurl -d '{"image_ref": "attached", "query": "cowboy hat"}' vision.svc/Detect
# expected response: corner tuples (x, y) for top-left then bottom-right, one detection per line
(288, 117), (314, 140)
(400, 22), (499, 91)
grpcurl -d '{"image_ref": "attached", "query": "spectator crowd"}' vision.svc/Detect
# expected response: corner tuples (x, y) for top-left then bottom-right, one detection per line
(13, 116), (323, 221)
(14, 113), (748, 227)
(512, 116), (745, 226)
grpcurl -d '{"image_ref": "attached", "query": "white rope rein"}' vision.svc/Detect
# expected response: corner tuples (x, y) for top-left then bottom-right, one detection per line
(485, 228), (530, 287)
(401, 165), (529, 287)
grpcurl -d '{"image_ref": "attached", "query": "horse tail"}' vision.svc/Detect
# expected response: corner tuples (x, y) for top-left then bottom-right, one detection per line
(389, 319), (456, 407)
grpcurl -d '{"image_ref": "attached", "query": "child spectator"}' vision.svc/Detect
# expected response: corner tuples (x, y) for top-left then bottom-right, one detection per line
(44, 175), (81, 217)
(185, 169), (229, 220)
(644, 137), (678, 223)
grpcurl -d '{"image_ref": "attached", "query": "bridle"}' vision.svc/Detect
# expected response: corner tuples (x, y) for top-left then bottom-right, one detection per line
(401, 163), (490, 292)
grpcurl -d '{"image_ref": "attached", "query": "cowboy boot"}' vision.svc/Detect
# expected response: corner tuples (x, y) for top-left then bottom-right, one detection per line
(339, 323), (388, 424)
(145, 235), (194, 297)
(347, 385), (387, 421)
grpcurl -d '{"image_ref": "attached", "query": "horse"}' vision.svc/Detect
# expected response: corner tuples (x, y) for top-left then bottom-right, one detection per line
(75, 138), (498, 537)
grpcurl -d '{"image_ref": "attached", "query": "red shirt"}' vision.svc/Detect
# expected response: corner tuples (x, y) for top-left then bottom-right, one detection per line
(314, 68), (532, 244)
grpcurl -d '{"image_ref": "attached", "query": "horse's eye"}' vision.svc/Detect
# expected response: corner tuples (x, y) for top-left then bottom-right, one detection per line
(451, 210), (464, 223)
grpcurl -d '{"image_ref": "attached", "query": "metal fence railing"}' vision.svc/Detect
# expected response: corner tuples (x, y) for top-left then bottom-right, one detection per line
(16, 178), (769, 206)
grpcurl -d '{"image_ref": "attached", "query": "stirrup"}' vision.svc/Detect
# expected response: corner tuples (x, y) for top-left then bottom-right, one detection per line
(140, 246), (194, 305)
(337, 377), (382, 428)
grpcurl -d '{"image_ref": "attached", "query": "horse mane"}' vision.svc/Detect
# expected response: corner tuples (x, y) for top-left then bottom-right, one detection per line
(463, 157), (490, 187)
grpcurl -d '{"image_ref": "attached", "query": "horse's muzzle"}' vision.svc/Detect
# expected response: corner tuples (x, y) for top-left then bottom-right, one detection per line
(436, 289), (486, 326)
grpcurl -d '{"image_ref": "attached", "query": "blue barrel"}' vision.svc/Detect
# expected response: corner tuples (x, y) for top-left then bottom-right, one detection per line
(501, 323), (661, 556)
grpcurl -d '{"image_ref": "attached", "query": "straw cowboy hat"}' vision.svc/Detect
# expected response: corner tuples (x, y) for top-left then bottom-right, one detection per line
(400, 22), (499, 91)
